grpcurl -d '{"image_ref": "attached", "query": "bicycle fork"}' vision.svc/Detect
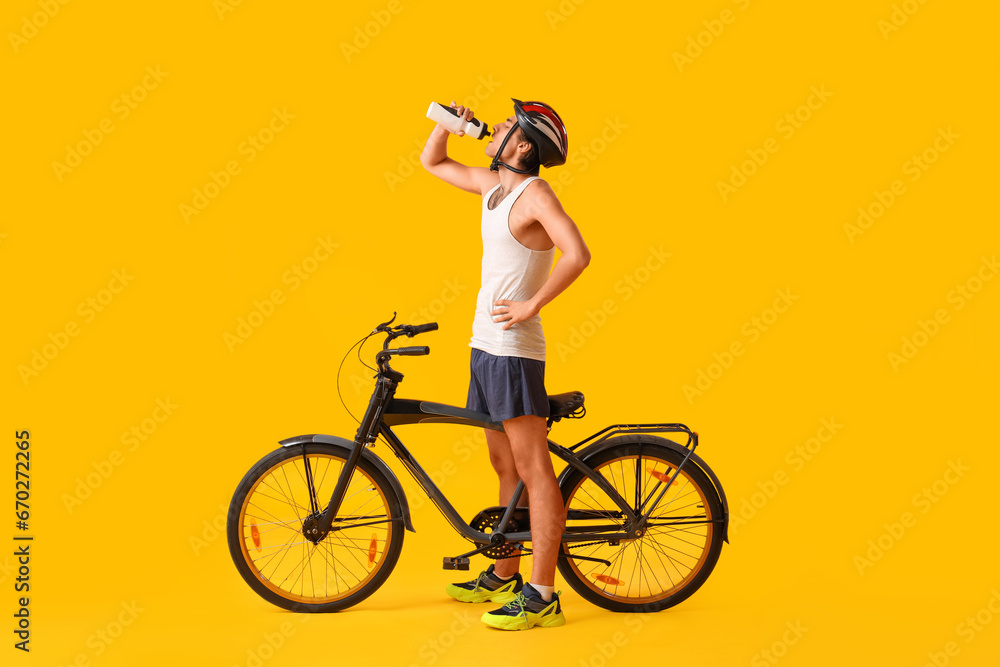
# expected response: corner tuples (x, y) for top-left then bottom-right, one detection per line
(302, 374), (397, 540)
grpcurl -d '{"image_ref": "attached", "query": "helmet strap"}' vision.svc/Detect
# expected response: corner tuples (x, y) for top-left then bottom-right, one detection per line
(489, 125), (536, 174)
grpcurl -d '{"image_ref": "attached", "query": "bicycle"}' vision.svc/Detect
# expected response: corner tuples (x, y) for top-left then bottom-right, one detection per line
(227, 314), (730, 613)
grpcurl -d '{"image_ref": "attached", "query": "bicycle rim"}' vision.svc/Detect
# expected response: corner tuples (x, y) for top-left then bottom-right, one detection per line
(237, 452), (395, 604)
(562, 451), (715, 606)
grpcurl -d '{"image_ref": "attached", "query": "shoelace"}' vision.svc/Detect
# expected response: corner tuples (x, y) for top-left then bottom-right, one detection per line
(471, 570), (491, 593)
(500, 591), (561, 629)
(503, 592), (527, 610)
(501, 590), (562, 614)
(502, 592), (530, 623)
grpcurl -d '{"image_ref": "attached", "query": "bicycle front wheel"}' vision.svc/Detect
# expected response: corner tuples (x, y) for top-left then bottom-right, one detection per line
(557, 437), (724, 613)
(227, 443), (404, 612)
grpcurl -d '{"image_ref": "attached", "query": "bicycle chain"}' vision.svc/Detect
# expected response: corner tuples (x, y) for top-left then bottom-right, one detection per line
(566, 540), (616, 550)
(496, 539), (616, 559)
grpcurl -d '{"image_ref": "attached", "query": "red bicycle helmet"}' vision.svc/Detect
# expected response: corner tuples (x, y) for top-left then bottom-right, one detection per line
(490, 98), (568, 174)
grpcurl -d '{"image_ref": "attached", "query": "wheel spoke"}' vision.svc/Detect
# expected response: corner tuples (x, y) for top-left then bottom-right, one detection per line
(235, 451), (398, 607)
(560, 446), (719, 607)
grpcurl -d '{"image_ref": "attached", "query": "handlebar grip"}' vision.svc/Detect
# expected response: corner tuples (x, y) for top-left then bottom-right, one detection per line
(394, 346), (430, 356)
(409, 322), (438, 335)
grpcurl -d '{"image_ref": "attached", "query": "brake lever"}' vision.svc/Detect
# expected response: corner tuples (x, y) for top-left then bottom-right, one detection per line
(373, 311), (397, 333)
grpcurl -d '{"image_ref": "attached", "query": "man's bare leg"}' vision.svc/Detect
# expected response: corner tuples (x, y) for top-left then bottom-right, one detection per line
(484, 427), (527, 579)
(502, 414), (565, 588)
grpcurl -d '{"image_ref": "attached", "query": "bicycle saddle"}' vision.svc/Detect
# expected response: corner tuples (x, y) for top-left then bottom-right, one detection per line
(548, 391), (585, 419)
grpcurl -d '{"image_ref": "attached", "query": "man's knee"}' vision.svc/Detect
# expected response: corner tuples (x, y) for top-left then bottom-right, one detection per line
(485, 430), (514, 475)
(516, 465), (559, 493)
(488, 449), (518, 478)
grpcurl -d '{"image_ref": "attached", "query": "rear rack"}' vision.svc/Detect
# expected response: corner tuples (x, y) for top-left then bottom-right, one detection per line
(568, 423), (698, 452)
(567, 423), (702, 526)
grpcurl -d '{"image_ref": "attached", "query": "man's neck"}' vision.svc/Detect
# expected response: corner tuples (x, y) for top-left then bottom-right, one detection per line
(498, 167), (533, 193)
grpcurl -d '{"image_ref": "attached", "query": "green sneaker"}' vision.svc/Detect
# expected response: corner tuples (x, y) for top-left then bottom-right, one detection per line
(481, 583), (565, 630)
(445, 564), (523, 604)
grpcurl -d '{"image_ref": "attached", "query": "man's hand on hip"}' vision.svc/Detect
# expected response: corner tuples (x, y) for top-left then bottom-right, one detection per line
(492, 299), (539, 330)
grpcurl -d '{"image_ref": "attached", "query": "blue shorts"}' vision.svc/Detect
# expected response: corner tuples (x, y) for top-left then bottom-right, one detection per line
(466, 348), (550, 423)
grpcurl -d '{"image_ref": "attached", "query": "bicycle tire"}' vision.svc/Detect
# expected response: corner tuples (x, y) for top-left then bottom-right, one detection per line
(556, 436), (724, 613)
(227, 442), (404, 612)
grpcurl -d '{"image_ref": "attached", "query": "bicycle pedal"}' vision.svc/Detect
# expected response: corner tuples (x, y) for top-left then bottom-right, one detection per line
(442, 556), (470, 571)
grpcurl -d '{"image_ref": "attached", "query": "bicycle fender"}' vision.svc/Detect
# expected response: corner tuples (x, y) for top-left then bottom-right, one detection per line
(561, 434), (729, 543)
(278, 434), (416, 533)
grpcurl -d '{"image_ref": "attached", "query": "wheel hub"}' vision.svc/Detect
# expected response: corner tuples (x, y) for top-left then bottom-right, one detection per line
(301, 514), (328, 543)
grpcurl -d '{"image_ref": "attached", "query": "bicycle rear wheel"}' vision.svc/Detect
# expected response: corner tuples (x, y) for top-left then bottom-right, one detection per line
(227, 443), (404, 612)
(557, 437), (724, 612)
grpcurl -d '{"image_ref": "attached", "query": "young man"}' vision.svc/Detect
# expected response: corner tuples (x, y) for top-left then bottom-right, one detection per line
(420, 98), (590, 630)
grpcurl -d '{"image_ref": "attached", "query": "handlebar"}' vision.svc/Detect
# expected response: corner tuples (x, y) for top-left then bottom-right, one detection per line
(374, 314), (438, 342)
(370, 314), (438, 377)
(408, 322), (438, 335)
(388, 346), (430, 356)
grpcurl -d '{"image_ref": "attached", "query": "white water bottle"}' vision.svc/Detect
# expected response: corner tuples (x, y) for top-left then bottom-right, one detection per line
(426, 102), (490, 140)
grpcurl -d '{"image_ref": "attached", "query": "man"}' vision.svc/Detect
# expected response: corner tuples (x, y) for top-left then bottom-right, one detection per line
(420, 98), (590, 630)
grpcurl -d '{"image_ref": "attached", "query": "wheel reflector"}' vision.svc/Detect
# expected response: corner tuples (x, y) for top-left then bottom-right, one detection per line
(368, 533), (378, 567)
(647, 468), (673, 484)
(250, 522), (261, 551)
(592, 573), (624, 586)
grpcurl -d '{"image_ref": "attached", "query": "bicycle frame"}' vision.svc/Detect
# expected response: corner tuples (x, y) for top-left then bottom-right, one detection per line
(381, 403), (637, 545)
(300, 368), (710, 548)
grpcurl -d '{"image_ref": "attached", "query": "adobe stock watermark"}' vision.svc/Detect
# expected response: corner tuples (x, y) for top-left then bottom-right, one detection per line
(576, 630), (629, 667)
(555, 245), (670, 362)
(402, 429), (487, 512)
(729, 417), (843, 536)
(233, 620), (302, 667)
(214, 0), (246, 20)
(750, 620), (809, 667)
(190, 502), (231, 556)
(548, 116), (627, 198)
(62, 397), (179, 514)
(388, 75), (501, 192)
(407, 610), (479, 666)
(8, 0), (72, 54)
(18, 268), (134, 385)
(571, 600), (668, 667)
(853, 459), (969, 575)
(878, 0), (931, 40)
(918, 589), (1000, 667)
(0, 556), (15, 587)
(52, 66), (168, 182)
(887, 255), (996, 372)
(337, 273), (465, 396)
(52, 600), (144, 666)
(339, 278), (465, 397)
(673, 0), (752, 72)
(717, 85), (832, 202)
(844, 126), (958, 243)
(682, 288), (798, 403)
(223, 235), (338, 352)
(544, 0), (588, 30)
(408, 277), (467, 325)
(179, 107), (294, 222)
(340, 0), (408, 63)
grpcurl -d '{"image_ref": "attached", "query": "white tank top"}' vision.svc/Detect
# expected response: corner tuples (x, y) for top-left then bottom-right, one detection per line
(470, 176), (554, 361)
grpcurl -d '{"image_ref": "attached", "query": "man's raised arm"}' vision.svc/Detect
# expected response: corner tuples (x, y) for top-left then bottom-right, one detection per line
(420, 102), (493, 196)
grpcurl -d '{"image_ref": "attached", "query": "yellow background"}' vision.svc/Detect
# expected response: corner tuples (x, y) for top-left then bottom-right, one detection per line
(3, 0), (999, 664)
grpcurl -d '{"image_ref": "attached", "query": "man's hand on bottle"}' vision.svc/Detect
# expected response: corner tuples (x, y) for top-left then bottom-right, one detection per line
(444, 101), (475, 136)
